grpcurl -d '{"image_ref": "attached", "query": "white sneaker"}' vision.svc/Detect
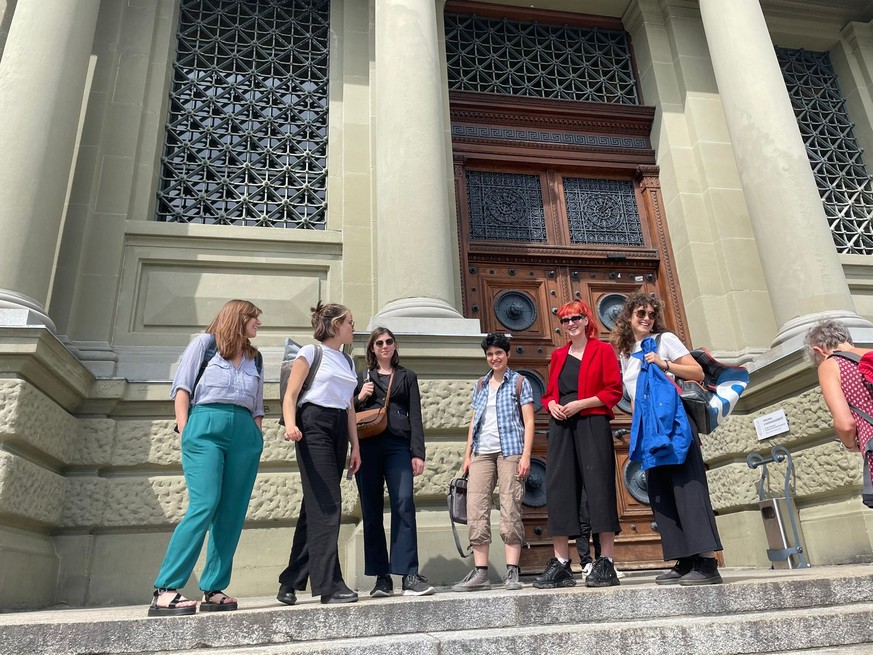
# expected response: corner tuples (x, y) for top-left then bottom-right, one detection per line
(615, 567), (626, 579)
(581, 562), (594, 577)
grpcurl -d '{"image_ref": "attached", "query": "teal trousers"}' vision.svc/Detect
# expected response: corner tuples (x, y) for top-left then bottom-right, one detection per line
(154, 403), (263, 591)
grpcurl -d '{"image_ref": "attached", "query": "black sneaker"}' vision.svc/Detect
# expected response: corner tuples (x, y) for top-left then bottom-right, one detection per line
(679, 557), (723, 586)
(533, 557), (576, 589)
(402, 573), (435, 596)
(655, 556), (697, 586)
(586, 557), (620, 587)
(370, 575), (393, 597)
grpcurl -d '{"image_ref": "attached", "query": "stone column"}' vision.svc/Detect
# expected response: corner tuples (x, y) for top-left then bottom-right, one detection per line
(372, 0), (479, 334)
(699, 0), (870, 345)
(0, 0), (101, 330)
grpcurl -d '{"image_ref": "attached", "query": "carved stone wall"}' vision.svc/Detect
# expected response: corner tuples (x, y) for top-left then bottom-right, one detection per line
(703, 387), (865, 513)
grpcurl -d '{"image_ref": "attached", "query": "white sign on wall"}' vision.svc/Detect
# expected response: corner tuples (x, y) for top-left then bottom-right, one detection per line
(753, 409), (789, 440)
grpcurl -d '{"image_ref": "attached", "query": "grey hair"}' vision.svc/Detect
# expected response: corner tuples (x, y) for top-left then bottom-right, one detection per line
(802, 319), (853, 366)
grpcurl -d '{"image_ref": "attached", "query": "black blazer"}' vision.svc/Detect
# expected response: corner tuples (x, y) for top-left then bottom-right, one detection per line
(354, 365), (425, 460)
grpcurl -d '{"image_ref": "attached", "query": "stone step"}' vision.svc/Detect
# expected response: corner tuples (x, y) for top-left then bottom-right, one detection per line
(117, 603), (873, 655)
(1, 566), (871, 655)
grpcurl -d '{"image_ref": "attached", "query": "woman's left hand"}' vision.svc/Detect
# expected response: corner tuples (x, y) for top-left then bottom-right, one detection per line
(411, 457), (425, 477)
(562, 399), (584, 417)
(347, 447), (361, 477)
(644, 352), (666, 370)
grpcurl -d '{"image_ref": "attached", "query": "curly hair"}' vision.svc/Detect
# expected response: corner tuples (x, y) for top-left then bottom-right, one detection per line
(311, 301), (351, 342)
(481, 332), (511, 353)
(365, 327), (400, 369)
(205, 299), (261, 360)
(610, 293), (664, 357)
(557, 300), (598, 340)
(803, 319), (853, 367)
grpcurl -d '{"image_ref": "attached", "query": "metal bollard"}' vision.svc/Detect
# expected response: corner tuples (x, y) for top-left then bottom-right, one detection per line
(746, 446), (810, 569)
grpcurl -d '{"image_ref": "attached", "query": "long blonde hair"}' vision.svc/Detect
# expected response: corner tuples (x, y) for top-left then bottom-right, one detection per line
(206, 299), (261, 360)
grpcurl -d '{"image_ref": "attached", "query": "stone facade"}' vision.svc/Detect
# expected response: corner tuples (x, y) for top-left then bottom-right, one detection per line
(2, 0), (873, 610)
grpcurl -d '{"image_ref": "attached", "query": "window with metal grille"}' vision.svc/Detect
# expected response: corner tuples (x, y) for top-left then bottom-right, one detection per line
(156, 0), (330, 228)
(778, 47), (873, 254)
(444, 13), (638, 105)
(564, 178), (643, 246)
(466, 171), (547, 242)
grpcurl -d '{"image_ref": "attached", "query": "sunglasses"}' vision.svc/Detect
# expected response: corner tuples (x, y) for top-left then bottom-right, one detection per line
(559, 314), (586, 324)
(374, 338), (395, 347)
(634, 309), (657, 320)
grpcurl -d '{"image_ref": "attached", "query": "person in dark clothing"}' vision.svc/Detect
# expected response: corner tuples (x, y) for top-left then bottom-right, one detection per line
(353, 327), (434, 597)
(277, 302), (361, 605)
(611, 294), (723, 586)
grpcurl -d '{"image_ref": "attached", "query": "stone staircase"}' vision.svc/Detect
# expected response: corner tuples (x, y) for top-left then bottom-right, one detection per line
(1, 565), (872, 655)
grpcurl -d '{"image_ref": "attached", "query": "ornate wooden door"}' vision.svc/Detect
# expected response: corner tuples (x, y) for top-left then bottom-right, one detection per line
(451, 94), (690, 571)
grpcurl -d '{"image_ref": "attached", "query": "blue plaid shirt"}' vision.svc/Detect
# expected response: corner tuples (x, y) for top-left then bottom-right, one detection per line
(470, 368), (534, 456)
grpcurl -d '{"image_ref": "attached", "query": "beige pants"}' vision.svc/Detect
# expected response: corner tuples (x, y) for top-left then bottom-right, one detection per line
(466, 453), (525, 546)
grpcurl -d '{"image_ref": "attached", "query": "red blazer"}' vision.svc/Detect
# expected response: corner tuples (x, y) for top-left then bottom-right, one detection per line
(541, 339), (623, 419)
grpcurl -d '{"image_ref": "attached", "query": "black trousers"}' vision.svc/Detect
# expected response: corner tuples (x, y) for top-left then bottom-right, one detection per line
(547, 414), (620, 536)
(278, 403), (349, 596)
(355, 433), (419, 576)
(647, 437), (723, 560)
(576, 486), (601, 564)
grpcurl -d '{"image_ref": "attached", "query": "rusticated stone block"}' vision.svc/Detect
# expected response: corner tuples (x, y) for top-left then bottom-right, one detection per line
(71, 420), (115, 466)
(260, 420), (297, 462)
(103, 476), (188, 526)
(707, 442), (863, 512)
(702, 389), (833, 462)
(94, 470), (363, 527)
(707, 463), (760, 512)
(420, 380), (472, 431)
(111, 419), (181, 466)
(60, 477), (109, 527)
(0, 379), (76, 464)
(413, 443), (466, 497)
(0, 451), (65, 526)
(247, 473), (302, 521)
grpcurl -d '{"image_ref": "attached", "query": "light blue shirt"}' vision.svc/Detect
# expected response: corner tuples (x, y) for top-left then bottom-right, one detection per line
(170, 333), (265, 418)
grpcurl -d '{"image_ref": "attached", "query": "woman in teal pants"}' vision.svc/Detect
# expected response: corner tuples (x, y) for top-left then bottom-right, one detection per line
(148, 299), (265, 617)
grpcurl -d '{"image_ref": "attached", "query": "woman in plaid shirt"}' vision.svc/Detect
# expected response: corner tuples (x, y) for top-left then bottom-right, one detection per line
(452, 333), (535, 592)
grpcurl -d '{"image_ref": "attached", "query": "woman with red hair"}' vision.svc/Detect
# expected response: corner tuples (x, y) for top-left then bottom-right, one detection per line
(534, 300), (623, 589)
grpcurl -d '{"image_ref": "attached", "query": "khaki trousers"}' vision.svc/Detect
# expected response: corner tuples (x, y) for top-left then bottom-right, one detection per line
(466, 453), (525, 546)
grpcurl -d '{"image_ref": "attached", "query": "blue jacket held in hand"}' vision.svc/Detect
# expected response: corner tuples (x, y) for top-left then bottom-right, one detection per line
(629, 336), (694, 470)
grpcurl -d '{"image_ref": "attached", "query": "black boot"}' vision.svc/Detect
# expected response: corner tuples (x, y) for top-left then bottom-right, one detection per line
(679, 556), (723, 586)
(654, 556), (697, 586)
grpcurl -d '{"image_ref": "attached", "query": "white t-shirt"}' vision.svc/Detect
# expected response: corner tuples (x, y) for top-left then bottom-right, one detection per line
(476, 385), (501, 454)
(296, 344), (357, 409)
(621, 331), (689, 404)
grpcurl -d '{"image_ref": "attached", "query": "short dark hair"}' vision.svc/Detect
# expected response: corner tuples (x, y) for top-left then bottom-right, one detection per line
(481, 332), (511, 354)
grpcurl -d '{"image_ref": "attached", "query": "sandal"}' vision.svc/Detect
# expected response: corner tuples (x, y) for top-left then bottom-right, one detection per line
(200, 589), (238, 612)
(147, 588), (197, 617)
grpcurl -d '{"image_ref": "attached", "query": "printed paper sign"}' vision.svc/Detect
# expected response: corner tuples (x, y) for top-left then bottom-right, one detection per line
(753, 409), (789, 440)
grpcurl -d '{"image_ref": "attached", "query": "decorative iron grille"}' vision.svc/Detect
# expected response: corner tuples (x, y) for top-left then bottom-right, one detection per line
(156, 0), (330, 228)
(778, 47), (873, 254)
(564, 178), (643, 245)
(466, 171), (547, 242)
(444, 13), (638, 104)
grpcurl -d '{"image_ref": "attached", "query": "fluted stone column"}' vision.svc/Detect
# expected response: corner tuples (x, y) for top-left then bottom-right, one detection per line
(699, 0), (871, 346)
(372, 0), (479, 334)
(0, 0), (101, 330)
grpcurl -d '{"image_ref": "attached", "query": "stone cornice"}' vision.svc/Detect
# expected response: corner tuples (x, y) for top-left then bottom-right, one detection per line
(0, 328), (94, 411)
